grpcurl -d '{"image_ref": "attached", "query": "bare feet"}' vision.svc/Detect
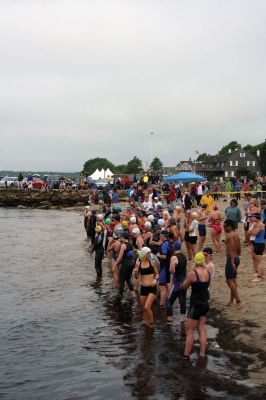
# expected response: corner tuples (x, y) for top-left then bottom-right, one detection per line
(234, 302), (242, 309)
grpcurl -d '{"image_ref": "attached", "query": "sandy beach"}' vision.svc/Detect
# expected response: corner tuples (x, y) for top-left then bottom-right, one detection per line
(195, 197), (266, 385)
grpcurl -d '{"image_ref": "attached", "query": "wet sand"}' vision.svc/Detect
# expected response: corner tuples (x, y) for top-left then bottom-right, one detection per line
(203, 198), (266, 386)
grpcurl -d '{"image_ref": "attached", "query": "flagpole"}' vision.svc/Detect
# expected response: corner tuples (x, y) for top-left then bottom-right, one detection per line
(150, 132), (154, 167)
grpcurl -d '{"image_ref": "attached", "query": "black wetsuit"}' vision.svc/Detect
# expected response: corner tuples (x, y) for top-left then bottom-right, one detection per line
(119, 242), (134, 297)
(87, 214), (96, 244)
(91, 233), (104, 278)
(166, 253), (187, 317)
(187, 270), (210, 320)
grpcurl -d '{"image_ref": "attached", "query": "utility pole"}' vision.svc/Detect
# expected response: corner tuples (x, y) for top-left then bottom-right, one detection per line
(150, 131), (154, 167)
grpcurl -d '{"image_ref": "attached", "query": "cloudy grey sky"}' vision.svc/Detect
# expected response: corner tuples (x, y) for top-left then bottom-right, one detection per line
(1, 0), (266, 171)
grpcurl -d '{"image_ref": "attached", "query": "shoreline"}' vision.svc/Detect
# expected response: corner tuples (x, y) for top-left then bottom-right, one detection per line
(2, 199), (266, 390)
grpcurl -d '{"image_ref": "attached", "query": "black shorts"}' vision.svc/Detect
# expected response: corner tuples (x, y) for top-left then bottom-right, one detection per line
(140, 285), (157, 297)
(252, 242), (265, 255)
(189, 236), (197, 245)
(184, 231), (190, 242)
(187, 302), (209, 320)
(225, 257), (240, 279)
(198, 224), (206, 237)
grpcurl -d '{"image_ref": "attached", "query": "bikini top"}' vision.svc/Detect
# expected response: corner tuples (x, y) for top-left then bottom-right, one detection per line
(139, 260), (155, 276)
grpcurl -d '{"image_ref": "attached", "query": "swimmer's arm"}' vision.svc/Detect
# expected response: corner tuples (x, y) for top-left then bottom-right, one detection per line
(156, 253), (166, 259)
(169, 256), (178, 274)
(250, 223), (261, 236)
(114, 244), (125, 266)
(182, 272), (194, 289)
(227, 236), (236, 270)
(134, 259), (140, 278)
(136, 237), (144, 250)
(150, 239), (161, 246)
(107, 239), (114, 253)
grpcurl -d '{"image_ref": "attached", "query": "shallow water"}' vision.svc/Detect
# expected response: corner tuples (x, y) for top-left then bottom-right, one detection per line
(0, 209), (265, 400)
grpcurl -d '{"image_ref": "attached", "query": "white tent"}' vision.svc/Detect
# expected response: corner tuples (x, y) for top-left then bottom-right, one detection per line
(90, 168), (114, 180)
(105, 168), (114, 177)
(90, 169), (101, 180)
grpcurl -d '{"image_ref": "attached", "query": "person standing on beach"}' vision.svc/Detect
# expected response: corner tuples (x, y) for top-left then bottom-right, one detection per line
(223, 220), (241, 308)
(197, 204), (208, 251)
(134, 247), (159, 328)
(182, 252), (211, 359)
(114, 232), (135, 299)
(166, 241), (187, 324)
(225, 199), (242, 230)
(248, 213), (265, 282)
(200, 191), (214, 213)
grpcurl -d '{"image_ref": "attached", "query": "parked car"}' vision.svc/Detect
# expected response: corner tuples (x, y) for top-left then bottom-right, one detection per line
(95, 179), (109, 189)
(0, 176), (19, 188)
(32, 177), (48, 189)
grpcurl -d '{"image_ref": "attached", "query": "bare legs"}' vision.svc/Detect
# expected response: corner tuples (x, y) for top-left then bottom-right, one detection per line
(184, 317), (207, 358)
(198, 235), (206, 251)
(140, 294), (156, 326)
(159, 284), (168, 306)
(185, 240), (192, 261)
(210, 229), (221, 253)
(226, 278), (241, 307)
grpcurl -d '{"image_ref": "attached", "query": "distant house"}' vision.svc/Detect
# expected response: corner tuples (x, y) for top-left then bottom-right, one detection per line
(196, 149), (261, 179)
(176, 160), (195, 172)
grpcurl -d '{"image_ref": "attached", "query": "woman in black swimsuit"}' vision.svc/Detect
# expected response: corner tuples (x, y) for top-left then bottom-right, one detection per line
(182, 252), (211, 359)
(134, 247), (159, 328)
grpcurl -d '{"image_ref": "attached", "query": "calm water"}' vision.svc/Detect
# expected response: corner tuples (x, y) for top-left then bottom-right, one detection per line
(0, 209), (265, 400)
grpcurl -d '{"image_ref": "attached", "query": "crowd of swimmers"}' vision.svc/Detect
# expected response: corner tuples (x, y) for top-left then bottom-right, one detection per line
(83, 191), (266, 359)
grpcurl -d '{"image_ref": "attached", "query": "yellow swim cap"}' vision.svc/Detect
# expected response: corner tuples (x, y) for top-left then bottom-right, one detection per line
(121, 220), (129, 228)
(194, 252), (205, 265)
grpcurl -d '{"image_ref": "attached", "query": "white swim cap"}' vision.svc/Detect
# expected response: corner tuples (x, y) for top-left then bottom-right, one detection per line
(158, 219), (165, 227)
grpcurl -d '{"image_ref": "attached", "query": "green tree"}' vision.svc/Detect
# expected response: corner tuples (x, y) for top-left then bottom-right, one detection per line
(218, 141), (241, 155)
(260, 140), (266, 175)
(83, 157), (115, 176)
(115, 164), (127, 174)
(196, 153), (211, 161)
(125, 156), (143, 174)
(243, 143), (262, 155)
(150, 157), (163, 172)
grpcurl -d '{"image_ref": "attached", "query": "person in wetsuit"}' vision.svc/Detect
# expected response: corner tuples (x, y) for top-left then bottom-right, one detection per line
(166, 241), (187, 324)
(134, 247), (159, 328)
(113, 232), (135, 299)
(108, 232), (121, 288)
(91, 225), (105, 278)
(156, 230), (172, 306)
(87, 210), (97, 245)
(182, 252), (211, 359)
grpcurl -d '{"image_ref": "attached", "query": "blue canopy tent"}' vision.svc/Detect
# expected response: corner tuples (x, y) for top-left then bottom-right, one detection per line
(163, 172), (206, 182)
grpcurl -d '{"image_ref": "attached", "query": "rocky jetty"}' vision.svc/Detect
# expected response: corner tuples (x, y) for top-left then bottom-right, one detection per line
(0, 189), (91, 208)
(0, 189), (128, 209)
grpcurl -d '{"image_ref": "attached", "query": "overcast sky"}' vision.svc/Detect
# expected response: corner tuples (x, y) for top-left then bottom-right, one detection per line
(1, 0), (266, 171)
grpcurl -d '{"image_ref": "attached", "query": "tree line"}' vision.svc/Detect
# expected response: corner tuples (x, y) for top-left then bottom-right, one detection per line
(83, 139), (266, 176)
(82, 157), (163, 176)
